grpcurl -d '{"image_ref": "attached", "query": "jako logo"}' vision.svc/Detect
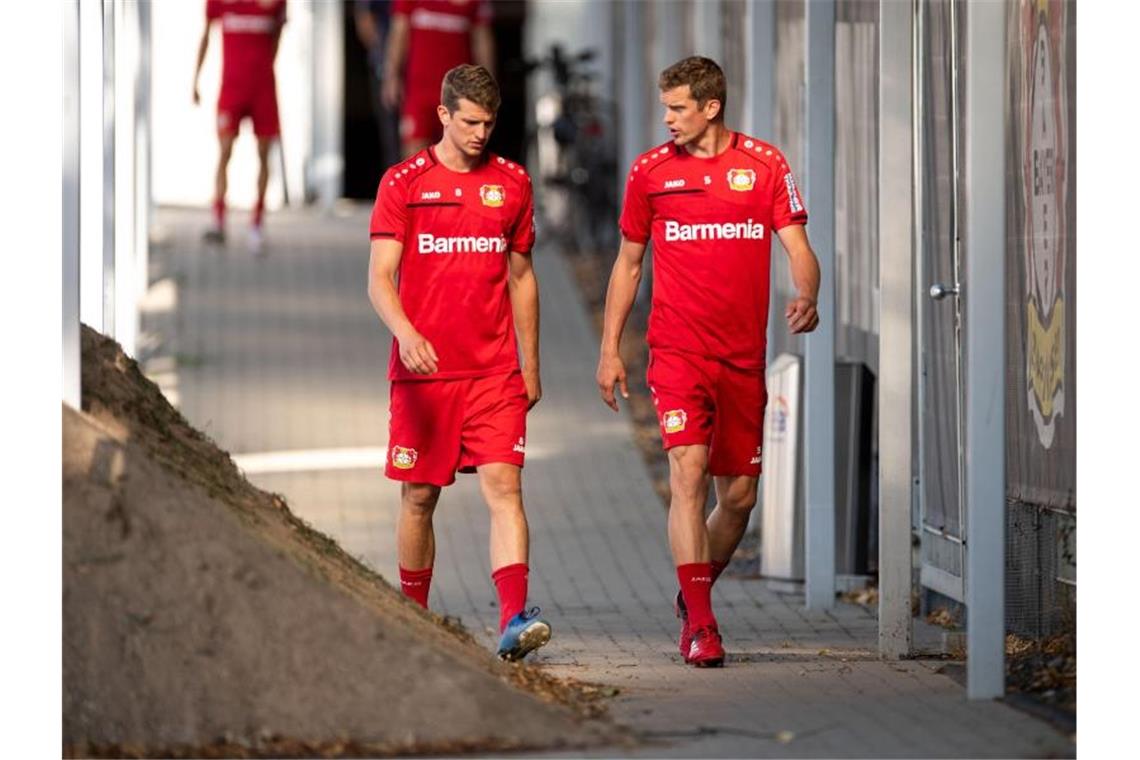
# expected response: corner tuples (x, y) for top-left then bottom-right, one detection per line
(418, 234), (507, 254)
(420, 190), (441, 200)
(664, 178), (686, 189)
(664, 219), (765, 242)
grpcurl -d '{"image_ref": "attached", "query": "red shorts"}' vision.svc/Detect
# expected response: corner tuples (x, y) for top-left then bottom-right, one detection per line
(647, 350), (767, 477)
(217, 76), (280, 138)
(399, 90), (442, 144)
(386, 370), (528, 486)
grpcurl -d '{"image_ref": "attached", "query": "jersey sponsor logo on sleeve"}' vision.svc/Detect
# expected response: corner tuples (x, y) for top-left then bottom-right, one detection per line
(513, 436), (526, 454)
(417, 233), (508, 254)
(663, 409), (688, 434)
(663, 219), (765, 242)
(390, 446), (418, 470)
(479, 184), (505, 207)
(727, 168), (756, 192)
(750, 446), (762, 465)
(784, 172), (804, 213)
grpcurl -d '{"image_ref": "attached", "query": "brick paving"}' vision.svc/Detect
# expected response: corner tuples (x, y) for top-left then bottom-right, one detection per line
(141, 206), (1074, 758)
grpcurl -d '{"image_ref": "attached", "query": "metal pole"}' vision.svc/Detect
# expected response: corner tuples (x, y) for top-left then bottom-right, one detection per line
(745, 0), (776, 535)
(803, 0), (836, 611)
(692, 0), (723, 63)
(64, 0), (81, 407)
(963, 0), (1006, 701)
(79, 0), (104, 331)
(102, 0), (116, 336)
(877, 0), (915, 658)
(619, 1), (646, 194)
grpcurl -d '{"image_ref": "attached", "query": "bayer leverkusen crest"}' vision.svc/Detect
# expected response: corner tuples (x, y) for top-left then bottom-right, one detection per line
(727, 168), (755, 192)
(479, 184), (505, 207)
(663, 409), (687, 434)
(390, 446), (418, 470)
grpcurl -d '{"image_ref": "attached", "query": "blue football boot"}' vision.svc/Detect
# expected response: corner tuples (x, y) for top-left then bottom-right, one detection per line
(496, 606), (552, 662)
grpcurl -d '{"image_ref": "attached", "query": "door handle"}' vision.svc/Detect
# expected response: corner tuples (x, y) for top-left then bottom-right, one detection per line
(929, 282), (960, 300)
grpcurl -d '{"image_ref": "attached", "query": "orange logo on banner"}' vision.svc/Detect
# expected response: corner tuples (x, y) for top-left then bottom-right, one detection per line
(480, 184), (505, 207)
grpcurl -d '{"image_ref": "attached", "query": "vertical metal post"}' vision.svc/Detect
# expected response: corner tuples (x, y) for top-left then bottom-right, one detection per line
(692, 0), (723, 62)
(310, 0), (344, 209)
(619, 1), (646, 188)
(964, 0), (1006, 701)
(654, 1), (686, 81)
(803, 0), (836, 611)
(136, 0), (152, 310)
(79, 0), (104, 331)
(877, 0), (915, 657)
(64, 0), (81, 407)
(102, 0), (116, 336)
(745, 0), (777, 535)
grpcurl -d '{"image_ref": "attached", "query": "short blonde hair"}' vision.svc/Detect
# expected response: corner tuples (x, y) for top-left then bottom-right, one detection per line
(658, 56), (727, 120)
(440, 64), (501, 114)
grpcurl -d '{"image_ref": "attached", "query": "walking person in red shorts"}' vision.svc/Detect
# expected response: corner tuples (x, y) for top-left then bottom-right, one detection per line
(597, 57), (822, 667)
(193, 0), (286, 253)
(368, 64), (551, 661)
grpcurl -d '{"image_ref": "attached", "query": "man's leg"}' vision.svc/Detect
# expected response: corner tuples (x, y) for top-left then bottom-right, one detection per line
(477, 462), (529, 629)
(706, 474), (760, 582)
(668, 443), (724, 666)
(207, 132), (236, 241)
(397, 481), (441, 608)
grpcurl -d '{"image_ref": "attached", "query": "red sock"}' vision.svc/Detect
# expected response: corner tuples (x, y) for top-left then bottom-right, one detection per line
(711, 559), (728, 585)
(399, 566), (432, 608)
(212, 198), (225, 228)
(492, 563), (529, 632)
(252, 199), (265, 228)
(677, 563), (717, 630)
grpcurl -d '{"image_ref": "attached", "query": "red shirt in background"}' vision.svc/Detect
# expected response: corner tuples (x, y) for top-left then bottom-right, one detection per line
(206, 0), (287, 85)
(393, 0), (491, 92)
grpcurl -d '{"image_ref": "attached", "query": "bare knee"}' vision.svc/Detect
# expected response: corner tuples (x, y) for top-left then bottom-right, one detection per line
(479, 465), (522, 510)
(717, 477), (758, 517)
(668, 446), (709, 509)
(401, 483), (440, 519)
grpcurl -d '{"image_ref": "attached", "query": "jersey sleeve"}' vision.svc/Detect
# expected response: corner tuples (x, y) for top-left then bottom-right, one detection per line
(509, 179), (536, 254)
(275, 0), (287, 25)
(392, 0), (413, 17)
(770, 156), (808, 230)
(618, 161), (652, 244)
(206, 0), (222, 22)
(370, 170), (408, 243)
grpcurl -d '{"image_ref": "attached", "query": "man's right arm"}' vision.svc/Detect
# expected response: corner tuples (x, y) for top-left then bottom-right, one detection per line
(595, 236), (647, 411)
(192, 21), (212, 104)
(381, 13), (410, 108)
(368, 238), (439, 374)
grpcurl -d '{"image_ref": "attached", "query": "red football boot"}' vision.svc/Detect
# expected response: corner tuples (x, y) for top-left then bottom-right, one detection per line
(687, 625), (725, 668)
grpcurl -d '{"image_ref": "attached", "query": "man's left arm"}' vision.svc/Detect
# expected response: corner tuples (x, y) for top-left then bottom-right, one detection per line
(508, 251), (541, 409)
(776, 224), (821, 334)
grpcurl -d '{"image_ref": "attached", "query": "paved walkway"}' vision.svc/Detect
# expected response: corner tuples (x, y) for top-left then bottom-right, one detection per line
(142, 206), (1074, 758)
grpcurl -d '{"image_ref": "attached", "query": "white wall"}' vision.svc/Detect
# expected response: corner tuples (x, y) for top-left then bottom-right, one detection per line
(151, 0), (314, 210)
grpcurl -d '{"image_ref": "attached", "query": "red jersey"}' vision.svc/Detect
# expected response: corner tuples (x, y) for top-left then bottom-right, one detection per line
(370, 148), (535, 382)
(206, 0), (286, 84)
(619, 132), (808, 370)
(393, 0), (491, 90)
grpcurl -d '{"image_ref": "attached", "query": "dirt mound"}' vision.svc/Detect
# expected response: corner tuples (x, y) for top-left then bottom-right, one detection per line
(65, 326), (617, 757)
